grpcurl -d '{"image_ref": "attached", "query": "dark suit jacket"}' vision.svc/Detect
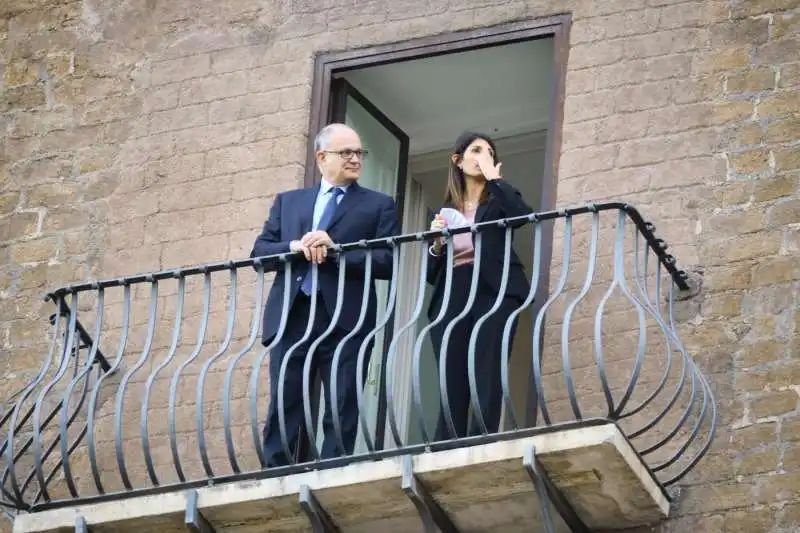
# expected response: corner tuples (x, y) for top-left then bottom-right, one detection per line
(251, 182), (400, 345)
(426, 179), (532, 316)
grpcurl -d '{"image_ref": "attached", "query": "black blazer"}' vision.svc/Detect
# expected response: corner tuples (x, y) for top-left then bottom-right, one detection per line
(251, 181), (400, 345)
(426, 179), (532, 316)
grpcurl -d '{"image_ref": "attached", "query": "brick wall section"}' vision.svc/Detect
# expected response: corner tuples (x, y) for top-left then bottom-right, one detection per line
(0, 0), (798, 531)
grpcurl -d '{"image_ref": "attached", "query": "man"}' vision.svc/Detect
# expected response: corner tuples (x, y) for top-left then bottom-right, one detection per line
(251, 123), (400, 467)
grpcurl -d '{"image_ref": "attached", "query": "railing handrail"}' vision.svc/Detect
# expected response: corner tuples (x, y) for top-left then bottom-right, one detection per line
(42, 202), (689, 299)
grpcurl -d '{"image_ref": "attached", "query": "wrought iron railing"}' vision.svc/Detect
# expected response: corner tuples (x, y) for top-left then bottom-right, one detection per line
(1, 202), (715, 513)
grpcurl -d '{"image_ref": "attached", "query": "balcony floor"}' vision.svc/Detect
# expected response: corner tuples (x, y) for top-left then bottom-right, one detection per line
(13, 423), (669, 533)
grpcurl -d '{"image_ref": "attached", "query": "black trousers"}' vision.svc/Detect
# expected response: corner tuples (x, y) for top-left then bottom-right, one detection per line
(429, 265), (520, 441)
(262, 294), (367, 466)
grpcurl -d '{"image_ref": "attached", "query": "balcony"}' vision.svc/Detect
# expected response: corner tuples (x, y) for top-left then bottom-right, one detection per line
(1, 203), (716, 533)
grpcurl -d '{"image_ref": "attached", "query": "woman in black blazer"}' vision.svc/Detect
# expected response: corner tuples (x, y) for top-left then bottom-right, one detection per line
(427, 131), (532, 440)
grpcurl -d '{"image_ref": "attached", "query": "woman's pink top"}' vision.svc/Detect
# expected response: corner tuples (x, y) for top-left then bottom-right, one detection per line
(452, 207), (477, 268)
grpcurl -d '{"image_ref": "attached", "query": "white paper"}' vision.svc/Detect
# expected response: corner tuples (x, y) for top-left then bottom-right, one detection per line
(439, 207), (469, 228)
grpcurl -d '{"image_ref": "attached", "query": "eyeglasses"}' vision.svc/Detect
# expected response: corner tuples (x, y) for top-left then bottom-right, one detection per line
(324, 149), (369, 160)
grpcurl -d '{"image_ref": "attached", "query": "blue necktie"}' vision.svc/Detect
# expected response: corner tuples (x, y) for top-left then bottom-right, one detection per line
(300, 187), (344, 295)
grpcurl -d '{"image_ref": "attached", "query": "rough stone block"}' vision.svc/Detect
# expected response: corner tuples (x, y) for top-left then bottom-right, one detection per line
(726, 67), (776, 93)
(710, 18), (770, 47)
(753, 174), (797, 202)
(0, 211), (39, 242)
(0, 192), (20, 215)
(1, 85), (45, 111)
(150, 55), (211, 86)
(179, 71), (249, 106)
(158, 176), (233, 212)
(204, 140), (275, 177)
(769, 199), (800, 226)
(751, 390), (798, 419)
(755, 38), (800, 66)
(751, 256), (800, 287)
(149, 104), (208, 134)
(729, 148), (772, 175)
(758, 92), (800, 118)
(208, 92), (281, 124)
(774, 147), (800, 172)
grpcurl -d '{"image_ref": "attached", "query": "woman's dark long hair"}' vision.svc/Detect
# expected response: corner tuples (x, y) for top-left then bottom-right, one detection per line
(444, 131), (500, 211)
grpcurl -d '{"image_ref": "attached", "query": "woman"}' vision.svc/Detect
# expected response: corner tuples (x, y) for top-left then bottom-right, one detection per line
(427, 131), (532, 440)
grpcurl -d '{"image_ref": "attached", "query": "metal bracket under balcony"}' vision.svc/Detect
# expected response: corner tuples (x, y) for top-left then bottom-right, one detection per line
(13, 423), (668, 533)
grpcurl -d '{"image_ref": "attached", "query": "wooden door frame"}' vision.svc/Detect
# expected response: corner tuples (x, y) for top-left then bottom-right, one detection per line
(304, 14), (572, 430)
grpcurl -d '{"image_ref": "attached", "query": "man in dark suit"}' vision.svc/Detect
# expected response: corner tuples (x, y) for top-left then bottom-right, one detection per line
(251, 123), (400, 467)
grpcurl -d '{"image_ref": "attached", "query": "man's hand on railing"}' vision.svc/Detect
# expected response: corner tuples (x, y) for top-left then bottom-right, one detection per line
(290, 232), (333, 264)
(300, 230), (334, 250)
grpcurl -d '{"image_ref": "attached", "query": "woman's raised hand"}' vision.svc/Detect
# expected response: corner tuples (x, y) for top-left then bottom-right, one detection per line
(477, 152), (503, 181)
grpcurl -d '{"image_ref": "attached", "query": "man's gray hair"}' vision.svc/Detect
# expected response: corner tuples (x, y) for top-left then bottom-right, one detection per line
(314, 123), (349, 152)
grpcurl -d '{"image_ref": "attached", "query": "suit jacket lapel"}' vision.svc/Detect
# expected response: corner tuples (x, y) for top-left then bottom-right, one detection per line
(300, 186), (319, 234)
(475, 201), (491, 223)
(326, 182), (361, 232)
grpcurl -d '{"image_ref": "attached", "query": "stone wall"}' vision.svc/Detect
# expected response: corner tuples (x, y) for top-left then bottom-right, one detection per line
(1, 0), (798, 531)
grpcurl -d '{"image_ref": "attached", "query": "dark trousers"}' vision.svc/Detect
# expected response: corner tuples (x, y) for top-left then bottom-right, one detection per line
(262, 294), (366, 466)
(429, 265), (520, 441)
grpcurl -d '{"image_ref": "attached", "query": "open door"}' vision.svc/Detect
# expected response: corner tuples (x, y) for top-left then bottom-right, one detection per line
(329, 78), (408, 218)
(328, 77), (410, 453)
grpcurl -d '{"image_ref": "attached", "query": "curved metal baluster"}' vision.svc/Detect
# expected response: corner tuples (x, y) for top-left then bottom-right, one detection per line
(626, 261), (689, 438)
(664, 280), (718, 483)
(355, 246), (399, 452)
(32, 292), (78, 502)
(631, 227), (653, 307)
(502, 219), (542, 430)
(302, 255), (348, 460)
(2, 306), (63, 507)
(385, 237), (431, 447)
(643, 236), (657, 307)
(651, 359), (708, 473)
(663, 366), (717, 485)
(532, 216), (572, 425)
(141, 274), (186, 486)
(410, 239), (454, 444)
(606, 212), (651, 417)
(58, 287), (105, 498)
(593, 212), (639, 418)
(650, 372), (706, 471)
(88, 284), (131, 494)
(114, 279), (159, 490)
(643, 282), (711, 463)
(224, 264), (264, 474)
(250, 260), (292, 468)
(30, 363), (95, 505)
(20, 338), (87, 503)
(330, 247), (372, 455)
(622, 239), (676, 421)
(469, 226), (512, 435)
(592, 218), (622, 417)
(560, 208), (599, 421)
(169, 271), (211, 482)
(277, 263), (321, 463)
(438, 232), (483, 440)
(197, 267), (237, 478)
(640, 355), (698, 457)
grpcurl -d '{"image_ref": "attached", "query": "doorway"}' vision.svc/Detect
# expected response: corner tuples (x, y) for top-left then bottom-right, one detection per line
(306, 17), (570, 450)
